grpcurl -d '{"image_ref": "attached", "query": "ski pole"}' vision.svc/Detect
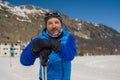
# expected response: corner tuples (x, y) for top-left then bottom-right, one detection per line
(42, 66), (47, 80)
(40, 56), (49, 80)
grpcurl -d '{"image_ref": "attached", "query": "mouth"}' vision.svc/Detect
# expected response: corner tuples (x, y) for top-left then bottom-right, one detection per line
(50, 29), (60, 35)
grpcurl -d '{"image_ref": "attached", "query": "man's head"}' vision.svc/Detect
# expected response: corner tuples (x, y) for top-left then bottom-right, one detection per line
(44, 11), (63, 37)
(44, 11), (63, 26)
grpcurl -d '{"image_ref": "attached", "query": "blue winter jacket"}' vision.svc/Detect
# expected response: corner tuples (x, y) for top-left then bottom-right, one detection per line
(20, 27), (77, 80)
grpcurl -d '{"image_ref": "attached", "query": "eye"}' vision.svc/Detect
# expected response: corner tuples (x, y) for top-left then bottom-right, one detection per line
(55, 21), (59, 24)
(47, 22), (53, 25)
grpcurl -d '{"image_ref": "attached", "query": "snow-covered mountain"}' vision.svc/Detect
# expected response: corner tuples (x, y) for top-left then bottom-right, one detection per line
(0, 1), (48, 21)
(0, 1), (120, 55)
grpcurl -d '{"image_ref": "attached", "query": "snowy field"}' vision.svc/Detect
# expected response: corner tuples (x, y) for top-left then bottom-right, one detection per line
(0, 55), (120, 80)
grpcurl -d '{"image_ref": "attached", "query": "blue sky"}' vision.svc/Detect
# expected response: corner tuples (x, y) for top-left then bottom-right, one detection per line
(3, 0), (120, 33)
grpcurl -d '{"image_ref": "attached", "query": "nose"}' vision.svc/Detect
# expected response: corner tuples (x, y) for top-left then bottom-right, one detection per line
(52, 23), (56, 28)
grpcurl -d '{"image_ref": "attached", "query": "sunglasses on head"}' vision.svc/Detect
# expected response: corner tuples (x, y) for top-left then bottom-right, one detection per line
(45, 12), (60, 18)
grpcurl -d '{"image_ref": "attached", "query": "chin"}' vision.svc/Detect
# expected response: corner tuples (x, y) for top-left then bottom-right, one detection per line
(53, 32), (59, 34)
(53, 33), (58, 35)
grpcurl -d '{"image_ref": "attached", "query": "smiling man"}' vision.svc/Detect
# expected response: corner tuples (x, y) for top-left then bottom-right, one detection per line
(20, 11), (77, 80)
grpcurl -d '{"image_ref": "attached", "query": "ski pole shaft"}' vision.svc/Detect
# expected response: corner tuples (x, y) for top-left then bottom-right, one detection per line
(42, 66), (47, 80)
(39, 49), (50, 80)
(40, 56), (49, 80)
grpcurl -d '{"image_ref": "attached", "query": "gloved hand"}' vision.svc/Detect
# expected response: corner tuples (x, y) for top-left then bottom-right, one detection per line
(31, 39), (61, 55)
(50, 39), (61, 53)
(31, 39), (51, 55)
(40, 49), (52, 66)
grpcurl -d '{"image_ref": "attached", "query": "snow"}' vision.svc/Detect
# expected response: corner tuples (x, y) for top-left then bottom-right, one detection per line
(16, 17), (31, 23)
(9, 6), (43, 18)
(0, 2), (43, 18)
(0, 2), (47, 23)
(72, 56), (120, 80)
(0, 55), (120, 80)
(94, 23), (99, 26)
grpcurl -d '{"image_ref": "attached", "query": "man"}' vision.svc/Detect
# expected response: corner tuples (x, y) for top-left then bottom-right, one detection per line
(20, 11), (77, 80)
(10, 47), (14, 57)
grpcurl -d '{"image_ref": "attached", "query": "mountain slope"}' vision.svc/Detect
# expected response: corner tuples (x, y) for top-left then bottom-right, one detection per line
(0, 1), (120, 55)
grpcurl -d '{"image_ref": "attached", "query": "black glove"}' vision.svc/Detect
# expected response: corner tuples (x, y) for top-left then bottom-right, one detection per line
(31, 39), (51, 55)
(50, 39), (61, 53)
(40, 49), (51, 66)
(31, 39), (61, 55)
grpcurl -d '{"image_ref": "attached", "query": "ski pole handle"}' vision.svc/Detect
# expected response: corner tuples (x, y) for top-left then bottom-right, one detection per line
(40, 56), (49, 67)
(39, 49), (51, 66)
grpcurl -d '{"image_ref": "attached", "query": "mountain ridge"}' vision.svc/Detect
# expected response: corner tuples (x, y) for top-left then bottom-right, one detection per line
(0, 1), (120, 55)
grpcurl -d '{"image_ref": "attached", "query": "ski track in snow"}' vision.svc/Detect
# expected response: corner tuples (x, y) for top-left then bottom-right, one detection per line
(0, 55), (120, 80)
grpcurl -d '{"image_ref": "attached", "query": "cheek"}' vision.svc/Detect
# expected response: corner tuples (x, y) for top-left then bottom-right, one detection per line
(47, 25), (52, 31)
(58, 25), (62, 29)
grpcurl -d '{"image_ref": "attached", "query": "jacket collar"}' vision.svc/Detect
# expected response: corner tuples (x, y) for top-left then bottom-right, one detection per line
(39, 27), (68, 39)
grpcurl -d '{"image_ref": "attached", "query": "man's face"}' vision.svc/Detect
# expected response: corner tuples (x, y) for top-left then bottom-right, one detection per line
(46, 17), (62, 35)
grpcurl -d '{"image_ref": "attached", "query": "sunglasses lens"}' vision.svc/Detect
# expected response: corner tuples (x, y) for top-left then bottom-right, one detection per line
(45, 13), (50, 16)
(45, 12), (60, 17)
(52, 12), (59, 16)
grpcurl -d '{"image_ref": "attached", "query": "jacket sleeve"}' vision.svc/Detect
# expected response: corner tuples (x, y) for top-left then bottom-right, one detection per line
(59, 34), (77, 61)
(20, 38), (39, 66)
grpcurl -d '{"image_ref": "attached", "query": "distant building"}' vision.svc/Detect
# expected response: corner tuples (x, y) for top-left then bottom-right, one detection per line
(0, 38), (27, 57)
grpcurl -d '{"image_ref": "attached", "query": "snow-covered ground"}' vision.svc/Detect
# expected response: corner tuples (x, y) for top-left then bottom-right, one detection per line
(0, 55), (120, 80)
